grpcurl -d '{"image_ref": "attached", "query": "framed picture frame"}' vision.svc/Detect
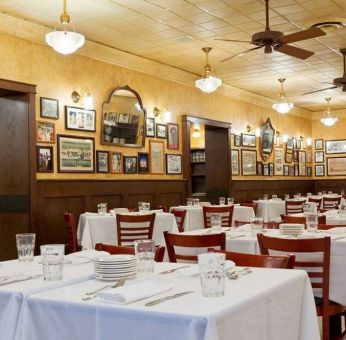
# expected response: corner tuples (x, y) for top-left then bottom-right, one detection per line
(315, 164), (325, 177)
(296, 140), (301, 149)
(315, 151), (324, 163)
(167, 123), (179, 150)
(263, 163), (269, 176)
(325, 140), (346, 154)
(241, 133), (256, 147)
(261, 118), (275, 161)
(65, 106), (96, 132)
(274, 147), (283, 175)
(286, 138), (293, 151)
(145, 118), (155, 137)
(257, 161), (263, 176)
(40, 97), (59, 119)
(289, 165), (294, 177)
(149, 140), (165, 174)
(110, 152), (122, 173)
(241, 149), (257, 176)
(57, 135), (95, 173)
(106, 112), (117, 125)
(234, 135), (241, 147)
(327, 157), (346, 176)
(118, 113), (131, 124)
(293, 150), (298, 163)
(283, 165), (289, 176)
(315, 139), (324, 150)
(307, 166), (312, 177)
(36, 146), (53, 173)
(306, 147), (312, 163)
(269, 162), (274, 176)
(285, 151), (293, 163)
(298, 150), (306, 176)
(294, 164), (299, 176)
(138, 152), (149, 174)
(96, 151), (109, 173)
(231, 149), (240, 176)
(36, 121), (55, 143)
(166, 154), (182, 175)
(156, 124), (167, 139)
(123, 156), (137, 174)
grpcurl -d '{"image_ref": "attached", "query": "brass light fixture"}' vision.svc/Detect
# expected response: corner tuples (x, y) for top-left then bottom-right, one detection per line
(320, 97), (338, 126)
(71, 87), (93, 109)
(272, 78), (294, 114)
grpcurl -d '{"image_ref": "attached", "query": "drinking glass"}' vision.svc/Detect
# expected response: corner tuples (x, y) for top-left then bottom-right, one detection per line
(306, 193), (312, 198)
(134, 240), (155, 274)
(328, 191), (332, 194)
(210, 214), (222, 232)
(305, 212), (318, 232)
(303, 203), (312, 213)
(263, 194), (268, 201)
(227, 197), (234, 205)
(193, 198), (200, 207)
(219, 197), (225, 206)
(138, 202), (145, 213)
(40, 244), (64, 281)
(142, 202), (150, 212)
(293, 195), (298, 200)
(250, 217), (263, 237)
(318, 192), (322, 196)
(198, 253), (225, 297)
(272, 195), (277, 200)
(187, 198), (193, 206)
(97, 203), (107, 215)
(296, 193), (301, 198)
(339, 204), (346, 218)
(16, 233), (35, 262)
(284, 194), (290, 201)
(341, 190), (345, 196)
(322, 191), (327, 195)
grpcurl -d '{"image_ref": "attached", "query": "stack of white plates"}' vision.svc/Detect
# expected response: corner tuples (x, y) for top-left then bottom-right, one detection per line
(279, 223), (304, 236)
(94, 255), (137, 281)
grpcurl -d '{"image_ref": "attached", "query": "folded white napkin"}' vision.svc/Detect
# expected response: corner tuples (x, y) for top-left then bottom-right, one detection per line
(65, 250), (109, 265)
(177, 260), (235, 277)
(0, 264), (41, 281)
(235, 224), (251, 232)
(325, 227), (346, 234)
(97, 281), (172, 304)
(280, 223), (304, 229)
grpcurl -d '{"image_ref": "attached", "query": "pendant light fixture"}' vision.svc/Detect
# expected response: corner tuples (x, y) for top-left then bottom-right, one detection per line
(46, 0), (85, 55)
(272, 78), (294, 114)
(320, 97), (338, 126)
(195, 47), (222, 93)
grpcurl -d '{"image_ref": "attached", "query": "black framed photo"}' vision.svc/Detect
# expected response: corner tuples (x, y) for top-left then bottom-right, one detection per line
(110, 152), (122, 173)
(269, 162), (274, 176)
(65, 106), (96, 132)
(293, 150), (298, 163)
(263, 163), (269, 176)
(234, 135), (241, 147)
(315, 151), (324, 163)
(123, 156), (137, 174)
(138, 152), (149, 174)
(294, 164), (299, 176)
(257, 161), (263, 176)
(231, 149), (240, 176)
(40, 97), (59, 119)
(315, 164), (325, 177)
(325, 140), (346, 154)
(286, 138), (293, 151)
(327, 157), (346, 176)
(156, 124), (167, 139)
(145, 118), (155, 137)
(36, 121), (55, 143)
(261, 118), (275, 161)
(166, 154), (182, 175)
(296, 139), (301, 149)
(283, 165), (289, 176)
(118, 113), (131, 124)
(241, 133), (256, 147)
(307, 166), (312, 177)
(167, 123), (179, 150)
(96, 151), (109, 173)
(36, 146), (53, 173)
(241, 149), (257, 176)
(315, 139), (324, 150)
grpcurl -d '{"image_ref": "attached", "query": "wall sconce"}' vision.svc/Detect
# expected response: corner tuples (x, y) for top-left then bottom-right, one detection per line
(307, 137), (312, 146)
(153, 106), (171, 123)
(246, 125), (261, 137)
(275, 131), (281, 145)
(283, 134), (288, 143)
(255, 128), (261, 137)
(192, 124), (202, 138)
(246, 125), (252, 133)
(71, 87), (93, 110)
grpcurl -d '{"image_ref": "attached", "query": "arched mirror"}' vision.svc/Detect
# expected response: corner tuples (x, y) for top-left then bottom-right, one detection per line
(101, 86), (146, 147)
(260, 118), (275, 160)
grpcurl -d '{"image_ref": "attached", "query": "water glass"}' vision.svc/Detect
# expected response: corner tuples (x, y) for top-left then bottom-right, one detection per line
(341, 190), (345, 196)
(318, 192), (322, 196)
(134, 240), (155, 274)
(210, 214), (222, 232)
(142, 202), (150, 212)
(250, 217), (263, 237)
(322, 191), (327, 195)
(227, 197), (234, 205)
(187, 198), (193, 206)
(40, 244), (64, 281)
(284, 194), (290, 201)
(339, 204), (346, 218)
(263, 194), (268, 201)
(219, 197), (225, 206)
(16, 233), (35, 262)
(306, 193), (312, 198)
(305, 212), (318, 232)
(296, 193), (301, 198)
(303, 203), (312, 213)
(97, 203), (107, 215)
(198, 253), (225, 297)
(272, 195), (277, 200)
(193, 198), (200, 207)
(328, 191), (332, 194)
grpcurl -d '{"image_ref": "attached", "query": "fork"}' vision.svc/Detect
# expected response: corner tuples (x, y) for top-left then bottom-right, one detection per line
(83, 277), (126, 301)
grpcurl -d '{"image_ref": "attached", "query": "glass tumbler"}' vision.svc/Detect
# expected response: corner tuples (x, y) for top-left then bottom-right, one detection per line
(210, 214), (222, 232)
(227, 197), (234, 205)
(263, 194), (268, 201)
(284, 194), (290, 201)
(142, 202), (150, 213)
(16, 233), (35, 262)
(192, 198), (200, 207)
(97, 203), (107, 215)
(134, 239), (155, 274)
(219, 197), (225, 206)
(187, 198), (193, 206)
(250, 217), (263, 237)
(272, 195), (277, 200)
(40, 244), (65, 281)
(305, 212), (318, 232)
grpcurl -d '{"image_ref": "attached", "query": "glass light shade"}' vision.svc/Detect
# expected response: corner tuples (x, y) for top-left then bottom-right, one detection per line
(195, 76), (222, 93)
(320, 116), (338, 126)
(163, 111), (172, 123)
(272, 101), (294, 114)
(306, 137), (312, 146)
(192, 129), (201, 138)
(46, 30), (85, 55)
(84, 94), (93, 110)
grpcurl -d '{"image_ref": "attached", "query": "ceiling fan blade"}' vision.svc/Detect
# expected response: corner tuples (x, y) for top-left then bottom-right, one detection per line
(280, 27), (326, 44)
(215, 39), (253, 43)
(220, 46), (263, 62)
(301, 86), (338, 95)
(275, 44), (314, 60)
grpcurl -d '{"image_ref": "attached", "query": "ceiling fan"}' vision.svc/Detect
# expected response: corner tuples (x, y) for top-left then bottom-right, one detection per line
(217, 0), (326, 62)
(302, 48), (346, 95)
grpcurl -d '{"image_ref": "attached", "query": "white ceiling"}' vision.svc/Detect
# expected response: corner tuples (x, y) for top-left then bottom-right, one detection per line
(1, 0), (346, 111)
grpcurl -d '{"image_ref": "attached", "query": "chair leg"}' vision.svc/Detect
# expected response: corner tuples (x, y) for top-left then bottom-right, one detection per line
(329, 314), (342, 339)
(323, 314), (330, 340)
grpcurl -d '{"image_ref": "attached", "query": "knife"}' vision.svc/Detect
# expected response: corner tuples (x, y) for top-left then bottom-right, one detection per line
(145, 290), (194, 306)
(0, 274), (42, 286)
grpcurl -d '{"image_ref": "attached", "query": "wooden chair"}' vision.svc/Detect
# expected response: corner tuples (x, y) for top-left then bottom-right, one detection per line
(323, 197), (341, 210)
(234, 220), (279, 229)
(95, 243), (165, 262)
(170, 209), (187, 233)
(318, 224), (346, 230)
(116, 213), (155, 246)
(63, 212), (81, 254)
(241, 202), (258, 215)
(308, 197), (322, 210)
(285, 200), (305, 214)
(280, 214), (326, 225)
(156, 204), (168, 212)
(257, 234), (346, 340)
(163, 231), (226, 263)
(202, 205), (234, 228)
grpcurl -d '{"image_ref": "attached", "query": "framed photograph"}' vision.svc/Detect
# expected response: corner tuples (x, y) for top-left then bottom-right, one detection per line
(107, 112), (117, 125)
(65, 106), (96, 132)
(36, 121), (55, 143)
(166, 154), (182, 175)
(57, 135), (94, 173)
(315, 164), (325, 177)
(263, 163), (269, 176)
(327, 157), (346, 176)
(231, 149), (240, 176)
(138, 152), (149, 174)
(234, 135), (241, 147)
(286, 138), (293, 151)
(325, 140), (346, 154)
(269, 162), (274, 176)
(315, 139), (324, 150)
(123, 156), (137, 174)
(315, 151), (324, 163)
(241, 133), (256, 147)
(118, 113), (131, 124)
(307, 166), (312, 177)
(283, 165), (289, 176)
(145, 118), (155, 137)
(274, 147), (283, 175)
(285, 151), (293, 163)
(298, 150), (306, 176)
(167, 123), (179, 149)
(294, 164), (299, 176)
(306, 147), (312, 163)
(156, 124), (167, 139)
(257, 162), (263, 176)
(261, 118), (275, 160)
(296, 139), (301, 149)
(40, 97), (59, 119)
(293, 150), (298, 163)
(96, 151), (109, 173)
(241, 149), (257, 176)
(36, 146), (53, 173)
(149, 140), (165, 174)
(110, 152), (122, 173)
(289, 165), (294, 177)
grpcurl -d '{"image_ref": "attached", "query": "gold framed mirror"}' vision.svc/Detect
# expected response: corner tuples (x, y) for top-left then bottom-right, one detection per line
(260, 118), (275, 161)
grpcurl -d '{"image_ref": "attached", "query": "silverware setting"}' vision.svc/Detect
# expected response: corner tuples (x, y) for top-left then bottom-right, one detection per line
(0, 274), (42, 286)
(158, 265), (190, 274)
(145, 290), (194, 306)
(226, 267), (252, 280)
(228, 234), (246, 239)
(82, 277), (127, 301)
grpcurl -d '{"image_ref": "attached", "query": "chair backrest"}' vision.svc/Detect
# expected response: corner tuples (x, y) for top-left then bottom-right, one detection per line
(171, 209), (187, 233)
(95, 243), (165, 262)
(308, 197), (322, 209)
(318, 223), (346, 230)
(202, 205), (234, 228)
(241, 202), (258, 215)
(163, 231), (226, 262)
(63, 212), (79, 254)
(213, 249), (295, 269)
(322, 196), (341, 210)
(199, 201), (211, 207)
(156, 204), (168, 212)
(285, 200), (305, 214)
(280, 214), (326, 225)
(116, 213), (155, 246)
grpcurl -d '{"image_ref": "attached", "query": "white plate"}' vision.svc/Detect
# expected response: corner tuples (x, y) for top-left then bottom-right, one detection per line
(95, 268), (137, 274)
(94, 273), (137, 281)
(94, 255), (136, 263)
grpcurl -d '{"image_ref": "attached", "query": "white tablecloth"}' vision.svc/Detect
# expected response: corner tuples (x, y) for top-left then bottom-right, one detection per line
(169, 206), (255, 230)
(77, 212), (178, 249)
(256, 200), (285, 222)
(18, 262), (319, 340)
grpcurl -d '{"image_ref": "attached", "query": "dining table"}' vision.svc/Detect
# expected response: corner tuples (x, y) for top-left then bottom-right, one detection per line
(290, 210), (346, 225)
